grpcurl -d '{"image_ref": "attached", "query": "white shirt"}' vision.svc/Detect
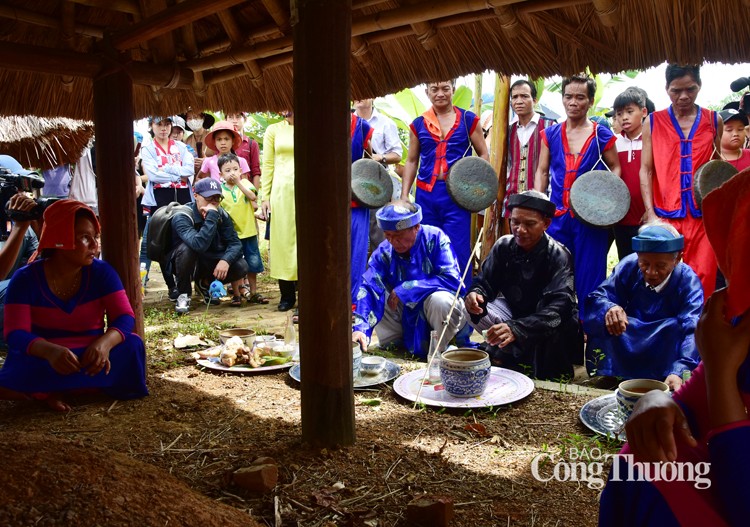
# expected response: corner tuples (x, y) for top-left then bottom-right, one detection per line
(615, 132), (643, 163)
(363, 109), (403, 158)
(647, 270), (673, 293)
(512, 113), (542, 147)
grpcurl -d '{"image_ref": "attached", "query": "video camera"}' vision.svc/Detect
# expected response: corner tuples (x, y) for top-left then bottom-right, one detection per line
(0, 167), (59, 221)
(729, 77), (750, 114)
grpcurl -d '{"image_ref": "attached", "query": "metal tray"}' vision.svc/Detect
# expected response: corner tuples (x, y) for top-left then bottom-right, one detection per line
(288, 359), (401, 389)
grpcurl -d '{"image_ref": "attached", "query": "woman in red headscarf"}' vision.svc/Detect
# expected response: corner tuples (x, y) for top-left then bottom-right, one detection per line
(0, 200), (148, 411)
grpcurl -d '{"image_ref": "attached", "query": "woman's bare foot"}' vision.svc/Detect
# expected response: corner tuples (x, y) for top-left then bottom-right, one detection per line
(45, 394), (71, 412)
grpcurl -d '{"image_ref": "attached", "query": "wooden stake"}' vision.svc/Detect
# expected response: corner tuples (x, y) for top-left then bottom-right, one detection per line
(296, 0), (355, 447)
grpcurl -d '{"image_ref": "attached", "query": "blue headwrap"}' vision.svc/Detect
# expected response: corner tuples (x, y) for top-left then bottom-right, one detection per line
(632, 226), (684, 253)
(376, 203), (422, 231)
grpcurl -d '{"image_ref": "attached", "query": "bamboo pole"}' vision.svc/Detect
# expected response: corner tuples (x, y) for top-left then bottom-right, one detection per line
(177, 0), (206, 96)
(296, 0), (356, 447)
(110, 0), (247, 51)
(592, 0), (619, 27)
(471, 73), (483, 247)
(68, 0), (140, 15)
(139, 0), (176, 65)
(0, 4), (103, 38)
(0, 41), (196, 89)
(217, 10), (264, 86)
(481, 74), (509, 262)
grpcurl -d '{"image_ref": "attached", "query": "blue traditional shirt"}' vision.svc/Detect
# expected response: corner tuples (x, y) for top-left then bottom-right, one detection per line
(583, 253), (704, 379)
(353, 225), (462, 356)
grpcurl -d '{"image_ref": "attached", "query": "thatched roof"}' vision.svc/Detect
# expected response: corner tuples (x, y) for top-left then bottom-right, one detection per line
(0, 115), (94, 169)
(0, 0), (746, 119)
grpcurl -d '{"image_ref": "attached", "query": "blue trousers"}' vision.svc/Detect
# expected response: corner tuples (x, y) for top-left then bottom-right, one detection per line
(416, 181), (471, 291)
(547, 212), (608, 321)
(351, 207), (370, 305)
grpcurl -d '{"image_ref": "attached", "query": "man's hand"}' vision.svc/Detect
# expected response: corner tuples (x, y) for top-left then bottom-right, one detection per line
(7, 193), (36, 225)
(664, 374), (683, 391)
(213, 260), (230, 281)
(605, 305), (628, 336)
(387, 290), (400, 311)
(80, 336), (112, 377)
(485, 322), (516, 348)
(45, 345), (81, 375)
(259, 200), (271, 221)
(352, 331), (369, 352)
(465, 292), (484, 315)
(199, 202), (218, 218)
(625, 390), (697, 462)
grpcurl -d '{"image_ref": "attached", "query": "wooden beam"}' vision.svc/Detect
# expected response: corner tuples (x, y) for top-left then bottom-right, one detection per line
(199, 23), (284, 55)
(93, 69), (144, 337)
(0, 4), (103, 38)
(139, 0), (176, 64)
(351, 0), (524, 36)
(188, 37), (293, 72)
(518, 0), (589, 13)
(261, 0), (291, 33)
(217, 9), (264, 86)
(0, 41), (196, 89)
(177, 0), (207, 95)
(494, 5), (521, 38)
(592, 0), (618, 27)
(68, 0), (140, 15)
(59, 1), (77, 93)
(296, 0), (356, 447)
(111, 0), (247, 51)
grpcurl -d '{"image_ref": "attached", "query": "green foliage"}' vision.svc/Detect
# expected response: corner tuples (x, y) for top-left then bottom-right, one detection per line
(244, 112), (284, 147)
(452, 85), (473, 110)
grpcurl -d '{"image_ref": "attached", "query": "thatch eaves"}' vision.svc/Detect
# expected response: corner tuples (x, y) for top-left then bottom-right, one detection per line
(0, 115), (94, 170)
(0, 0), (747, 120)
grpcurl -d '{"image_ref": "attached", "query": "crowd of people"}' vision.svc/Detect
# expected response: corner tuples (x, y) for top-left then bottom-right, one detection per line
(0, 63), (747, 524)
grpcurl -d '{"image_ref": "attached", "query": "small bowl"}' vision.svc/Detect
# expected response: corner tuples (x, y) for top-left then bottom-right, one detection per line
(360, 356), (386, 375)
(219, 328), (256, 347)
(255, 334), (276, 344)
(273, 344), (295, 358)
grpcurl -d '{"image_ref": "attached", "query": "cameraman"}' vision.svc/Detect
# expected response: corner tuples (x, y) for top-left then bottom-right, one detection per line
(0, 156), (42, 345)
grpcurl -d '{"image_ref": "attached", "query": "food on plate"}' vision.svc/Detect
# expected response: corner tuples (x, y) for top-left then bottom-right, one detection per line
(220, 336), (265, 368)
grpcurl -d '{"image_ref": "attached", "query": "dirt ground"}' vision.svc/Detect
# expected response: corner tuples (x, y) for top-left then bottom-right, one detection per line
(0, 266), (616, 526)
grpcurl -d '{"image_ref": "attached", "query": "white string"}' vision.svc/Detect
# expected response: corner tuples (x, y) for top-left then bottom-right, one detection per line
(412, 227), (484, 409)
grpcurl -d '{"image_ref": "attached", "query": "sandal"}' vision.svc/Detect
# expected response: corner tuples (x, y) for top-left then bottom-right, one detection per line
(230, 295), (243, 307)
(246, 292), (270, 305)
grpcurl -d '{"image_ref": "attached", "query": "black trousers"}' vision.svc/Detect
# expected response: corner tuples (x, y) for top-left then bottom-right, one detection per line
(169, 243), (249, 296)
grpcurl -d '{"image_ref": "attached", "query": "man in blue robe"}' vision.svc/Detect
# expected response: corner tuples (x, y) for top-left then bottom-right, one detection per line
(583, 223), (703, 391)
(352, 201), (468, 358)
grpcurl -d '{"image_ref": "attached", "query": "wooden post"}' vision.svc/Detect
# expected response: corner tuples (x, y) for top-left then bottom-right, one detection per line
(481, 73), (509, 261)
(93, 68), (143, 337)
(294, 0), (355, 446)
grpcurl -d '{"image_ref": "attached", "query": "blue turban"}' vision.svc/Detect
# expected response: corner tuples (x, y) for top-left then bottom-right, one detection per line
(632, 225), (684, 253)
(376, 203), (422, 231)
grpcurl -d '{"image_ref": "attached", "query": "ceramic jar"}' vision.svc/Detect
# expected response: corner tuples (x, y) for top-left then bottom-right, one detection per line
(439, 349), (491, 398)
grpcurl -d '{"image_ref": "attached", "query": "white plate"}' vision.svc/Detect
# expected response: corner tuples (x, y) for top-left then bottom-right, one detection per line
(288, 359), (401, 389)
(196, 356), (293, 374)
(579, 393), (626, 441)
(393, 366), (534, 408)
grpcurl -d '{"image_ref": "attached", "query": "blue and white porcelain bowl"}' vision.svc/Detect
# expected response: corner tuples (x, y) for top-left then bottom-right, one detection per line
(439, 349), (491, 398)
(352, 342), (363, 379)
